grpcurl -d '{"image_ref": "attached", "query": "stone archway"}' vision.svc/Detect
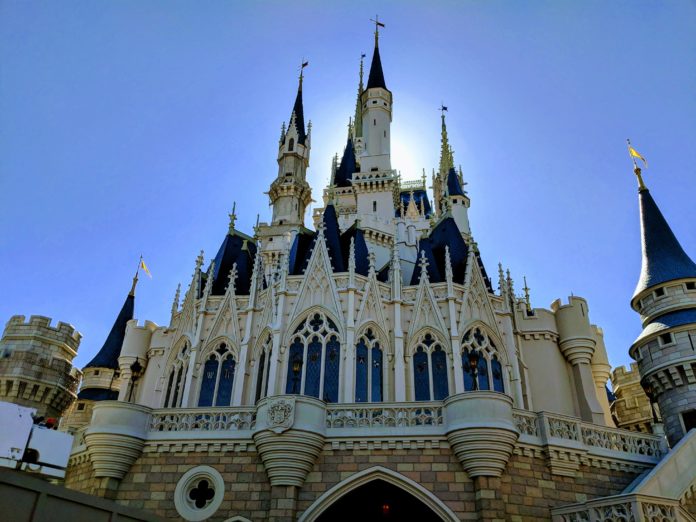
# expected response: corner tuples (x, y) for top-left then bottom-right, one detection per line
(298, 466), (459, 522)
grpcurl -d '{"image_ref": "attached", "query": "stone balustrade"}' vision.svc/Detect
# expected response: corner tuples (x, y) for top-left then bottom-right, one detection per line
(551, 494), (692, 522)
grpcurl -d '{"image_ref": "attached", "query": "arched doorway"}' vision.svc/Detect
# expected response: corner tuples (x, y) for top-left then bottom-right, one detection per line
(299, 466), (459, 522)
(316, 479), (442, 521)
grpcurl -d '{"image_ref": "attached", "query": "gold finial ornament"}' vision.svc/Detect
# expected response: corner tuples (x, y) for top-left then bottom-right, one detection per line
(523, 276), (532, 313)
(626, 139), (648, 190)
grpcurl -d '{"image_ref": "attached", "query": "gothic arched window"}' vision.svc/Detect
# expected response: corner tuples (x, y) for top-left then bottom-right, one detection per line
(355, 328), (384, 403)
(284, 312), (341, 403)
(255, 334), (273, 403)
(461, 327), (504, 393)
(288, 138), (294, 151)
(411, 332), (449, 401)
(164, 342), (190, 408)
(196, 342), (237, 407)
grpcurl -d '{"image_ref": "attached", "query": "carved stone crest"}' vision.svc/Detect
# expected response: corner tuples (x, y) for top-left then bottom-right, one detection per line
(267, 397), (295, 434)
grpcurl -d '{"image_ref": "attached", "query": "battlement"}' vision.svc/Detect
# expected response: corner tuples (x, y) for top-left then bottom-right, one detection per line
(612, 363), (641, 383)
(3, 315), (82, 352)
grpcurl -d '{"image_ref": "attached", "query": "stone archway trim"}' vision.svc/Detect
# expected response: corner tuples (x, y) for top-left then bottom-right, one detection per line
(297, 465), (460, 522)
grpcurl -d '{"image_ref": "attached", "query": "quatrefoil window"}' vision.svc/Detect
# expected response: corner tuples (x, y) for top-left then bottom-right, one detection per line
(188, 479), (215, 509)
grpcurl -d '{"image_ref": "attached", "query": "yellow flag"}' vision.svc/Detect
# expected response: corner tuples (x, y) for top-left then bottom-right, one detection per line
(628, 146), (648, 168)
(140, 258), (152, 278)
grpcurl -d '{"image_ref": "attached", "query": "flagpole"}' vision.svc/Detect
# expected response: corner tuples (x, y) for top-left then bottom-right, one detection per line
(626, 138), (646, 190)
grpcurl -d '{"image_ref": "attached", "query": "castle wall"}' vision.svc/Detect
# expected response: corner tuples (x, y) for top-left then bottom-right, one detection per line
(65, 446), (642, 521)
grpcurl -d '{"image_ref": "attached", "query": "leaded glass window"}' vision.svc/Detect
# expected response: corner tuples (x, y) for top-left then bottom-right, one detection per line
(355, 328), (383, 402)
(255, 334), (273, 403)
(165, 342), (190, 407)
(461, 327), (505, 393)
(412, 332), (449, 401)
(284, 311), (341, 402)
(195, 342), (237, 407)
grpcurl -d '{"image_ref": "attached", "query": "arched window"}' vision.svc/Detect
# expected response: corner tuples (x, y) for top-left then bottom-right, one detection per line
(411, 332), (449, 401)
(164, 342), (190, 407)
(284, 312), (341, 403)
(461, 327), (504, 393)
(254, 334), (273, 403)
(288, 138), (294, 151)
(196, 342), (237, 407)
(355, 328), (383, 403)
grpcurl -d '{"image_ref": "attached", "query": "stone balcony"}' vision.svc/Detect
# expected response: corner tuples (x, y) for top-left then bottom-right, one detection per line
(71, 394), (665, 478)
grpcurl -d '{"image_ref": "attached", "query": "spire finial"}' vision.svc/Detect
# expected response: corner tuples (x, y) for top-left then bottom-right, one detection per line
(196, 250), (205, 271)
(523, 276), (532, 313)
(298, 59), (309, 90)
(129, 273), (138, 297)
(444, 245), (453, 283)
(227, 262), (238, 295)
(439, 105), (453, 175)
(627, 139), (648, 190)
(171, 283), (181, 316)
(228, 202), (237, 234)
(370, 15), (384, 47)
(368, 250), (376, 273)
(418, 249), (430, 283)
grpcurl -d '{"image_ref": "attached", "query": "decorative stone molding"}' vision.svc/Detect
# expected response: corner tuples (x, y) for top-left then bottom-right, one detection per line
(84, 401), (151, 480)
(551, 494), (694, 522)
(174, 465), (225, 521)
(253, 395), (326, 487)
(443, 392), (519, 478)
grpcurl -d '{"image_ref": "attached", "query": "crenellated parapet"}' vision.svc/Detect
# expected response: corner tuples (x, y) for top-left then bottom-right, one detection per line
(0, 314), (82, 418)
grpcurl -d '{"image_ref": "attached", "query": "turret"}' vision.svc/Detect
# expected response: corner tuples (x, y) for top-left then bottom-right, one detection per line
(62, 275), (136, 431)
(628, 164), (696, 446)
(360, 23), (392, 172)
(269, 66), (312, 227)
(552, 296), (608, 425)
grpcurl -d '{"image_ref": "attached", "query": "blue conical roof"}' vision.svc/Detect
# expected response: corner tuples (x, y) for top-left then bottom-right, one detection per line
(366, 43), (387, 90)
(633, 188), (696, 299)
(446, 167), (465, 197)
(84, 292), (134, 370)
(334, 138), (357, 188)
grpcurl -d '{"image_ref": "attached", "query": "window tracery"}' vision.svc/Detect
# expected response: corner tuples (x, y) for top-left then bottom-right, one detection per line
(254, 333), (273, 403)
(461, 327), (505, 393)
(164, 341), (190, 408)
(355, 328), (384, 403)
(285, 311), (341, 403)
(411, 332), (449, 401)
(197, 342), (237, 407)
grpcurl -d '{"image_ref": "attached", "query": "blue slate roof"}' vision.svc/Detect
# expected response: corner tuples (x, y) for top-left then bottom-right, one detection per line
(84, 292), (134, 370)
(366, 43), (387, 90)
(397, 190), (433, 218)
(634, 189), (696, 299)
(288, 229), (317, 275)
(334, 138), (357, 188)
(323, 204), (345, 272)
(633, 308), (696, 345)
(446, 167), (465, 197)
(340, 224), (370, 277)
(210, 232), (257, 295)
(286, 82), (307, 146)
(410, 217), (469, 285)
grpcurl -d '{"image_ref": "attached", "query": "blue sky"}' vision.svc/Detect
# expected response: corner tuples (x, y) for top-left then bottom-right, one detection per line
(1, 1), (694, 373)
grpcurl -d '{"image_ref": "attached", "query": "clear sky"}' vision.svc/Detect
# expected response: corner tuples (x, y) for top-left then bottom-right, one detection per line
(1, 1), (694, 373)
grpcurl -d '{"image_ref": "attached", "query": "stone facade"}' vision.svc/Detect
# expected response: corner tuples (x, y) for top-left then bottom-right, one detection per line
(611, 362), (655, 433)
(0, 314), (82, 418)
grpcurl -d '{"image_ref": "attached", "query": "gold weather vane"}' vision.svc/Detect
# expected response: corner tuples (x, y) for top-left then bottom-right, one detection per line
(626, 139), (648, 190)
(229, 201), (237, 233)
(370, 15), (385, 44)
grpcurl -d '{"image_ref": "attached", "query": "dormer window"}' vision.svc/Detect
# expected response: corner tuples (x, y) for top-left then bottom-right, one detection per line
(288, 138), (294, 151)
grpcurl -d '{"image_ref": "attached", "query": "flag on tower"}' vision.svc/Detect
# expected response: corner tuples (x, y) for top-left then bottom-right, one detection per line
(628, 144), (648, 168)
(140, 258), (152, 278)
(302, 61), (309, 68)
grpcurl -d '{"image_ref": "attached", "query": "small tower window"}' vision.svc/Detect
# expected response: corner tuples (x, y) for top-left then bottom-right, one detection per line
(686, 282), (696, 291)
(384, 130), (386, 137)
(654, 288), (665, 298)
(288, 138), (294, 151)
(373, 119), (376, 126)
(658, 332), (674, 346)
(373, 201), (377, 212)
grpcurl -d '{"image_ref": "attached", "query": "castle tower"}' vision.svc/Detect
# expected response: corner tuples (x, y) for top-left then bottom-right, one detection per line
(268, 68), (312, 229)
(0, 315), (81, 419)
(629, 165), (696, 445)
(359, 22), (392, 173)
(62, 276), (136, 432)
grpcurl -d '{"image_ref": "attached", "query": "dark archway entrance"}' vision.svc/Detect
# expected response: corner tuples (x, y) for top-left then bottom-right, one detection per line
(316, 479), (443, 521)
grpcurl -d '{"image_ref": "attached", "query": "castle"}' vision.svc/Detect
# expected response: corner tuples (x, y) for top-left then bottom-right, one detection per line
(57, 27), (696, 521)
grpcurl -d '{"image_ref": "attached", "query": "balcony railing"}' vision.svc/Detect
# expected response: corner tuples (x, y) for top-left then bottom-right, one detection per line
(325, 402), (444, 429)
(149, 407), (256, 433)
(551, 494), (691, 522)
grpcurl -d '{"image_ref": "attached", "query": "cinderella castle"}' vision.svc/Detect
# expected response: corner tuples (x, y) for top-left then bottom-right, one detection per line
(42, 25), (696, 521)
